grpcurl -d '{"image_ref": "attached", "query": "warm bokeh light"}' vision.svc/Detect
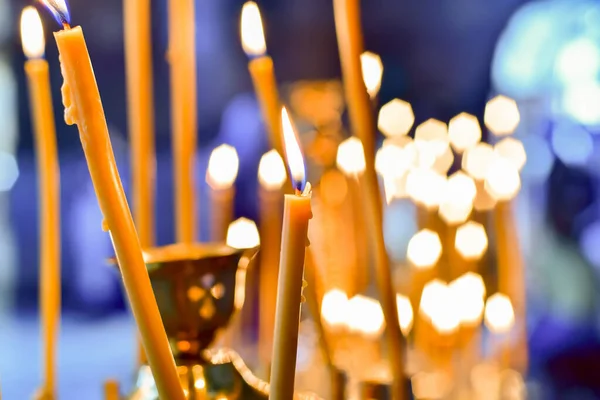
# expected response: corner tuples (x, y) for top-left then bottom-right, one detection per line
(438, 171), (476, 225)
(321, 289), (349, 330)
(484, 157), (521, 201)
(336, 137), (366, 176)
(346, 295), (385, 339)
(484, 293), (515, 334)
(448, 112), (481, 152)
(377, 99), (415, 137)
(414, 119), (449, 157)
(473, 181), (498, 212)
(206, 144), (240, 190)
(462, 143), (495, 180)
(226, 217), (260, 249)
(420, 280), (459, 334)
(450, 272), (486, 326)
(240, 1), (266, 56)
(484, 95), (520, 136)
(360, 51), (383, 98)
(432, 144), (454, 175)
(455, 221), (488, 260)
(375, 142), (410, 179)
(396, 294), (414, 336)
(494, 137), (526, 171)
(406, 169), (446, 209)
(20, 7), (45, 59)
(407, 229), (442, 269)
(382, 174), (408, 204)
(258, 149), (287, 190)
(281, 107), (306, 188)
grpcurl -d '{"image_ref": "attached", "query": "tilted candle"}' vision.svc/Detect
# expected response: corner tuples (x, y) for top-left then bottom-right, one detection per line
(21, 8), (61, 398)
(206, 144), (239, 242)
(269, 108), (312, 400)
(241, 2), (284, 157)
(40, 1), (184, 397)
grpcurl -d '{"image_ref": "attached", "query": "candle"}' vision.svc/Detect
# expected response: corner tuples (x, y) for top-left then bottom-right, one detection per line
(21, 8), (61, 397)
(334, 135), (406, 396)
(206, 144), (239, 242)
(269, 107), (312, 400)
(123, 0), (155, 365)
(257, 149), (286, 368)
(169, 0), (197, 244)
(41, 2), (184, 398)
(103, 380), (119, 400)
(241, 2), (283, 156)
(360, 51), (383, 100)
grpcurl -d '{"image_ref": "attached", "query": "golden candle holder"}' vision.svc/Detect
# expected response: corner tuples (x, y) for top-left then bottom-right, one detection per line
(114, 243), (320, 399)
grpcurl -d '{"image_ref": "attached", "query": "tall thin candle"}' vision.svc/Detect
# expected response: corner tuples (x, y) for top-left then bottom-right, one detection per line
(21, 8), (61, 397)
(269, 108), (312, 399)
(40, 1), (184, 397)
(169, 0), (197, 243)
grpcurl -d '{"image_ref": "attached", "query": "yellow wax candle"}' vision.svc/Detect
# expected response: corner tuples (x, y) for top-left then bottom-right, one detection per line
(103, 380), (119, 400)
(21, 8), (61, 398)
(206, 144), (239, 242)
(269, 108), (312, 400)
(42, 3), (184, 398)
(123, 0), (155, 366)
(240, 2), (284, 157)
(169, 0), (197, 244)
(257, 149), (286, 368)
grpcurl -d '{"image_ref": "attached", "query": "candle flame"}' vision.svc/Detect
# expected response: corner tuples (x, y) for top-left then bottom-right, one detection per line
(281, 107), (306, 192)
(206, 144), (240, 190)
(336, 137), (366, 176)
(346, 295), (385, 339)
(484, 293), (515, 334)
(258, 149), (287, 190)
(360, 51), (383, 98)
(240, 1), (266, 57)
(320, 289), (349, 330)
(20, 7), (45, 59)
(38, 0), (70, 26)
(226, 217), (260, 249)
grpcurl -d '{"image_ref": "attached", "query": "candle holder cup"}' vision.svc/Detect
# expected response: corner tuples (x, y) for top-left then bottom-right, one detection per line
(114, 243), (321, 399)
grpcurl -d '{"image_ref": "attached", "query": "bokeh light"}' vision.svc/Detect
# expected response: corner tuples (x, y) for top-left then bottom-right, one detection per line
(562, 83), (600, 126)
(415, 119), (449, 157)
(555, 37), (600, 86)
(432, 144), (455, 175)
(484, 95), (520, 136)
(226, 217), (260, 249)
(336, 137), (366, 176)
(396, 294), (414, 336)
(0, 152), (19, 191)
(484, 293), (515, 334)
(206, 144), (240, 190)
(258, 149), (287, 190)
(520, 135), (554, 182)
(455, 221), (488, 260)
(375, 142), (408, 178)
(406, 168), (447, 209)
(484, 157), (521, 201)
(419, 279), (447, 319)
(377, 99), (414, 138)
(321, 289), (349, 330)
(462, 143), (495, 180)
(346, 295), (385, 339)
(448, 112), (481, 152)
(360, 51), (383, 98)
(551, 119), (593, 166)
(438, 171), (476, 225)
(494, 137), (526, 171)
(449, 272), (486, 325)
(407, 229), (442, 269)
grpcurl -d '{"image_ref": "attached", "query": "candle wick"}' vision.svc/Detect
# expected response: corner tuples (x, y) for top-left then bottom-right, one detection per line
(62, 22), (70, 30)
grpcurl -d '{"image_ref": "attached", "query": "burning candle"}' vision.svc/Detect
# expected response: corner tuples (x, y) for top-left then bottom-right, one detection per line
(269, 107), (312, 400)
(241, 2), (283, 156)
(21, 8), (61, 397)
(169, 0), (197, 244)
(41, 2), (184, 398)
(360, 51), (383, 99)
(257, 149), (287, 367)
(206, 144), (239, 242)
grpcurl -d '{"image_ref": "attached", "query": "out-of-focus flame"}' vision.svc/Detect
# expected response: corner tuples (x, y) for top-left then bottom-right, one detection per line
(484, 156), (521, 201)
(407, 229), (442, 269)
(240, 1), (266, 57)
(226, 217), (260, 249)
(484, 293), (515, 334)
(450, 272), (486, 326)
(39, 0), (70, 26)
(455, 221), (488, 260)
(360, 51), (383, 98)
(396, 294), (414, 336)
(346, 295), (385, 339)
(281, 107), (306, 191)
(258, 149), (286, 190)
(20, 7), (45, 59)
(420, 280), (459, 334)
(206, 144), (239, 190)
(320, 289), (349, 330)
(336, 137), (366, 177)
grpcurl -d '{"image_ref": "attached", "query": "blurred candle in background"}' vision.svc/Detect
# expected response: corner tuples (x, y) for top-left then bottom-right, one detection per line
(257, 149), (287, 370)
(360, 51), (383, 100)
(241, 2), (284, 157)
(21, 8), (61, 398)
(169, 0), (197, 244)
(206, 144), (239, 242)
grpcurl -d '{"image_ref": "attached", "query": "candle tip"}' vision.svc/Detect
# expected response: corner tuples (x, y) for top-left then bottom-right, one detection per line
(20, 7), (45, 59)
(240, 1), (266, 57)
(281, 107), (307, 191)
